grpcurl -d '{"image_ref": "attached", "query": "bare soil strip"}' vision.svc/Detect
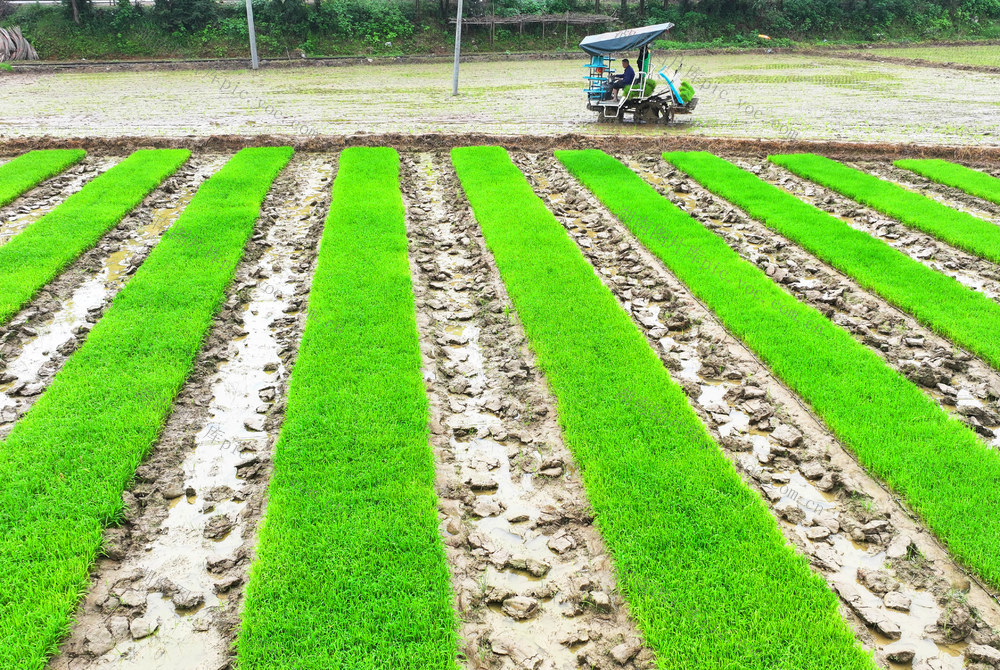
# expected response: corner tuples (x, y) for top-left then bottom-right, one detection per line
(751, 159), (1000, 305)
(401, 152), (654, 670)
(0, 156), (118, 246)
(517, 152), (1000, 669)
(0, 155), (224, 438)
(627, 156), (1000, 445)
(6, 135), (1000, 163)
(821, 50), (1000, 75)
(48, 154), (331, 670)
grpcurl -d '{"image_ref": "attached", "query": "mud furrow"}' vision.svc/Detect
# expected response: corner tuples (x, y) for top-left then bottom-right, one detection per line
(518, 152), (1000, 670)
(628, 156), (1000, 447)
(0, 155), (225, 439)
(0, 156), (118, 245)
(402, 152), (654, 670)
(746, 158), (1000, 301)
(48, 153), (332, 670)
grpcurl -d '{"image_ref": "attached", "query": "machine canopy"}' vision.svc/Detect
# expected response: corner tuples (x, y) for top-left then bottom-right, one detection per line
(579, 22), (675, 56)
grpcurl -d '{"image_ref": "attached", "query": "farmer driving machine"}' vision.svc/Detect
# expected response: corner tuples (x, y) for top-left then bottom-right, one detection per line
(581, 22), (698, 124)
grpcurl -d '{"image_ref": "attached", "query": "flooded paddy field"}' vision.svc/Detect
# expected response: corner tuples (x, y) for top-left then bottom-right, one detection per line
(4, 145), (1000, 670)
(3, 50), (1000, 145)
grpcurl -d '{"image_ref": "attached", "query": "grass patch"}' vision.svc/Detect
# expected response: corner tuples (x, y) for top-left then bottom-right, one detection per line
(770, 153), (1000, 264)
(0, 147), (293, 669)
(238, 147), (457, 670)
(0, 149), (190, 325)
(557, 148), (1000, 592)
(453, 146), (874, 670)
(0, 149), (86, 208)
(665, 151), (1000, 369)
(895, 158), (1000, 206)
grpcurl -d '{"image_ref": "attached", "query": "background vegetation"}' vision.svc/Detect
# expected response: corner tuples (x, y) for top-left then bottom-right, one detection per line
(2, 0), (1000, 60)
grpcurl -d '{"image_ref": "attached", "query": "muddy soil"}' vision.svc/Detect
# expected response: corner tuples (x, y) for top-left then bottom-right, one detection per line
(822, 50), (1000, 75)
(8, 135), (1000, 165)
(47, 154), (332, 670)
(3, 54), (1000, 145)
(0, 155), (224, 438)
(0, 156), (119, 246)
(628, 156), (1000, 447)
(518, 152), (1000, 670)
(402, 151), (655, 670)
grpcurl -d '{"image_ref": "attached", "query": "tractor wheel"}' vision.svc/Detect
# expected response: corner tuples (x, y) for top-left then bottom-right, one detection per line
(636, 102), (659, 124)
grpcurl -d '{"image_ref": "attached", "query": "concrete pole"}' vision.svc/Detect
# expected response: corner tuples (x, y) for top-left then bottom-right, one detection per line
(451, 0), (463, 96)
(245, 0), (260, 71)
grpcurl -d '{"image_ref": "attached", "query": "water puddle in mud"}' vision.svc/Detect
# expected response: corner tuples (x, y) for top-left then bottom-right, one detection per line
(408, 153), (650, 668)
(42, 155), (330, 670)
(528, 153), (990, 669)
(0, 158), (120, 246)
(0, 158), (224, 439)
(73, 156), (332, 670)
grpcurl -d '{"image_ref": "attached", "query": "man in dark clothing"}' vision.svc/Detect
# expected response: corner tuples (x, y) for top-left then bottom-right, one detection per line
(610, 59), (635, 101)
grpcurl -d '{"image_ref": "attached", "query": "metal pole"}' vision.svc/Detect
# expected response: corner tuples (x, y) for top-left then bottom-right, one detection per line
(245, 0), (260, 71)
(451, 0), (463, 96)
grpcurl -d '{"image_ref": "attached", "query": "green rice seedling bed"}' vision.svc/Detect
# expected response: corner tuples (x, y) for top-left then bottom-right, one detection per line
(664, 151), (1000, 370)
(238, 147), (457, 670)
(769, 153), (1000, 264)
(0, 147), (292, 669)
(0, 149), (86, 208)
(452, 146), (874, 670)
(0, 149), (190, 325)
(895, 158), (1000, 206)
(557, 148), (1000, 592)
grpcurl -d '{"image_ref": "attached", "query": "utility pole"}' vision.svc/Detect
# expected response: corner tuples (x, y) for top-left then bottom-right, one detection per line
(451, 0), (463, 95)
(245, 0), (260, 71)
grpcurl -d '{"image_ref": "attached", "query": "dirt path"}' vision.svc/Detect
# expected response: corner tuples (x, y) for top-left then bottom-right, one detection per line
(403, 152), (655, 670)
(48, 154), (331, 670)
(519, 152), (1000, 670)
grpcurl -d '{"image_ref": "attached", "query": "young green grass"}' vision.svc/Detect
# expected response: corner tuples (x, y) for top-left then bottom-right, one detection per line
(895, 158), (1000, 206)
(0, 149), (190, 325)
(769, 153), (1000, 264)
(238, 148), (457, 670)
(0, 149), (86, 207)
(557, 149), (1000, 592)
(0, 147), (293, 669)
(453, 146), (874, 670)
(663, 151), (1000, 370)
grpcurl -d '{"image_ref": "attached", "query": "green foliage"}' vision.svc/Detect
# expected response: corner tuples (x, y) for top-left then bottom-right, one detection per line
(771, 153), (1000, 265)
(666, 151), (1000, 371)
(454, 146), (875, 670)
(153, 0), (217, 32)
(0, 149), (189, 325)
(0, 149), (84, 207)
(306, 0), (413, 44)
(0, 147), (291, 669)
(9, 0), (1000, 60)
(238, 147), (457, 669)
(896, 158), (1000, 206)
(558, 148), (1000, 592)
(0, 62), (11, 71)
